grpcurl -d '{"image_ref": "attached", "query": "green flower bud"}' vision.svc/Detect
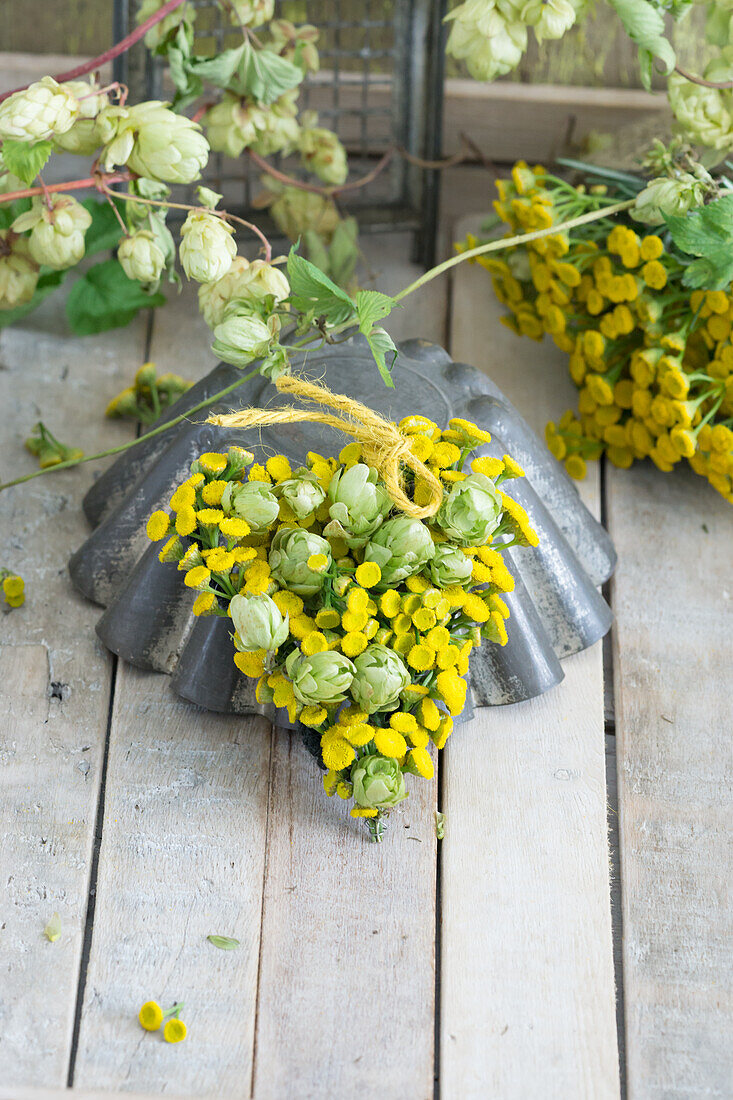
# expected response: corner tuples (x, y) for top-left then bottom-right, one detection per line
(522, 0), (579, 42)
(102, 102), (209, 185)
(269, 527), (331, 596)
(198, 256), (290, 327)
(363, 516), (435, 587)
(429, 543), (474, 587)
(61, 78), (108, 120)
(118, 230), (166, 285)
(265, 183), (341, 243)
(221, 480), (279, 530)
(12, 194), (91, 271)
(250, 91), (301, 157)
(351, 753), (408, 809)
(225, 0), (274, 27)
(323, 463), (392, 547)
(270, 19), (320, 73)
(0, 76), (79, 142)
(299, 121), (348, 186)
(277, 469), (326, 520)
(0, 231), (39, 310)
(53, 79), (108, 154)
(179, 209), (236, 283)
(285, 649), (355, 706)
(350, 643), (411, 714)
(667, 72), (733, 152)
(445, 1), (527, 82)
(136, 0), (196, 49)
(210, 306), (280, 367)
(436, 472), (502, 545)
(203, 93), (267, 158)
(632, 174), (709, 226)
(230, 592), (288, 652)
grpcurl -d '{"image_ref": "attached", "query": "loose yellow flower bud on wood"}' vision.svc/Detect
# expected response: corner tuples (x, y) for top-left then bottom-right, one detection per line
(146, 510), (171, 541)
(139, 1001), (163, 1031)
(163, 1019), (187, 1044)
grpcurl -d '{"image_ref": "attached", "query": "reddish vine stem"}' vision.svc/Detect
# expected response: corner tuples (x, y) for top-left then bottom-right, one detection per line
(674, 64), (733, 90)
(0, 0), (186, 104)
(0, 173), (131, 205)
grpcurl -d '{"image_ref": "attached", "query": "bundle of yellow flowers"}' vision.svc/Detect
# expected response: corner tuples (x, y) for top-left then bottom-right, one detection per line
(459, 161), (733, 505)
(145, 415), (538, 840)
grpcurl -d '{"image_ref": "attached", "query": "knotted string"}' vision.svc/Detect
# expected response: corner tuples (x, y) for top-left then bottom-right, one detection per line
(207, 373), (444, 519)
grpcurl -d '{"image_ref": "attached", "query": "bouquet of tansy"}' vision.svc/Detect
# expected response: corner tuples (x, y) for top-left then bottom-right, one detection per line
(145, 407), (538, 841)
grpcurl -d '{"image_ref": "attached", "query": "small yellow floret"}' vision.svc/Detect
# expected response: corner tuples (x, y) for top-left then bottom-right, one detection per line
(266, 455), (292, 482)
(300, 705), (328, 727)
(351, 807), (378, 818)
(234, 650), (267, 677)
(198, 452), (228, 474)
(196, 508), (224, 526)
(407, 643), (435, 672)
(408, 746), (434, 779)
(201, 480), (227, 505)
(193, 592), (217, 617)
(354, 561), (381, 588)
(341, 631), (368, 657)
(220, 516), (251, 539)
(175, 506), (197, 537)
(374, 727), (408, 757)
(146, 510), (170, 541)
(163, 1019), (187, 1044)
(138, 1001), (163, 1031)
(306, 553), (329, 572)
(321, 735), (356, 770)
(184, 566), (211, 590)
(301, 630), (329, 656)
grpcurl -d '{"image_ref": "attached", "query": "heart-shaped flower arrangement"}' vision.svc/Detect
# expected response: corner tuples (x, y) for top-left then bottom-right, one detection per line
(145, 412), (538, 840)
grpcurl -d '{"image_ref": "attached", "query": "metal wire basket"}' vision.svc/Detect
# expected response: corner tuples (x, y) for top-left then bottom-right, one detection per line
(114, 0), (447, 263)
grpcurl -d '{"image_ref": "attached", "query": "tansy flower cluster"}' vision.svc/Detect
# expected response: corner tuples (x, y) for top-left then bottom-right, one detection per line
(146, 416), (539, 841)
(105, 361), (191, 426)
(459, 161), (733, 505)
(1, 568), (24, 609)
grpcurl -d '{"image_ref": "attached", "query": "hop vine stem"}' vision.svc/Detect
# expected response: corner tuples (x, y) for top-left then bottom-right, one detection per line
(0, 198), (637, 495)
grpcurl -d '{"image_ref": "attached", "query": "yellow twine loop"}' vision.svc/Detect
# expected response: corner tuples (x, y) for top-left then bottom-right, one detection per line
(206, 374), (444, 519)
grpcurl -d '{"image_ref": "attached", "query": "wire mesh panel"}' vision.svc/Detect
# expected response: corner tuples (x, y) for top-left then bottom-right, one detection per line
(117, 0), (446, 261)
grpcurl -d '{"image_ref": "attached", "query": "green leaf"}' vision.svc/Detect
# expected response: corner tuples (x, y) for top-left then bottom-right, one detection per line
(81, 198), (125, 256)
(191, 45), (246, 88)
(66, 260), (165, 336)
(207, 934), (240, 950)
(666, 193), (733, 289)
(0, 197), (31, 231)
(356, 290), (397, 334)
(365, 326), (397, 388)
(44, 912), (61, 942)
(328, 217), (359, 290)
(232, 41), (304, 105)
(0, 268), (67, 329)
(286, 246), (356, 325)
(606, 0), (675, 89)
(301, 228), (331, 277)
(1, 139), (53, 187)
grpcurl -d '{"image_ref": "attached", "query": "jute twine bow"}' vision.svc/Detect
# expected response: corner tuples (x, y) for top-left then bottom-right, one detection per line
(207, 374), (444, 519)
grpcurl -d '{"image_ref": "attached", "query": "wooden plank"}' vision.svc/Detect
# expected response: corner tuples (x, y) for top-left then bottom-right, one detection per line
(606, 461), (733, 1100)
(71, 668), (272, 1093)
(0, 296), (145, 1087)
(439, 215), (618, 1097)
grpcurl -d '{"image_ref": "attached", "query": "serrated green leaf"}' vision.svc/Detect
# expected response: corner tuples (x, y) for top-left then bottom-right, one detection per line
(286, 246), (356, 325)
(191, 45), (246, 88)
(207, 934), (240, 950)
(1, 139), (53, 187)
(607, 0), (675, 88)
(302, 228), (331, 277)
(366, 326), (397, 388)
(66, 259), (165, 335)
(44, 912), (61, 942)
(231, 41), (304, 105)
(356, 289), (397, 335)
(666, 193), (733, 289)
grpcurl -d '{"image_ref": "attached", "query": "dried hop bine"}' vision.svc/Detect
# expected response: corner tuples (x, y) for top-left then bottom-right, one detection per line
(145, 378), (539, 841)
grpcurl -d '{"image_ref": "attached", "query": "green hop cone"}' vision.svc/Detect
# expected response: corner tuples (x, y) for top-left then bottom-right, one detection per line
(53, 79), (109, 155)
(270, 19), (320, 73)
(203, 93), (266, 158)
(225, 0), (274, 27)
(632, 174), (709, 226)
(277, 469), (326, 520)
(323, 462), (392, 548)
(285, 649), (355, 706)
(349, 643), (411, 714)
(102, 102), (209, 185)
(0, 231), (39, 310)
(445, 1), (528, 83)
(299, 121), (348, 186)
(229, 592), (288, 653)
(436, 472), (502, 546)
(363, 516), (434, 587)
(250, 92), (301, 157)
(429, 543), (474, 588)
(221, 480), (280, 531)
(211, 305), (280, 368)
(136, 0), (196, 49)
(117, 231), (166, 286)
(12, 195), (92, 271)
(268, 527), (331, 596)
(179, 209), (236, 284)
(198, 257), (290, 329)
(522, 0), (580, 42)
(0, 76), (79, 142)
(351, 754), (407, 810)
(667, 71), (733, 153)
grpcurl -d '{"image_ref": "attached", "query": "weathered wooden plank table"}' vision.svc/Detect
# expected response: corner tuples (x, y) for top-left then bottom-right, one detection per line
(1, 196), (731, 1100)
